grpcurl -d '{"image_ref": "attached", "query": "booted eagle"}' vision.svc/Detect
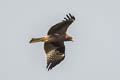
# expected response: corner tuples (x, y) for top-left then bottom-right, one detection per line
(30, 13), (75, 71)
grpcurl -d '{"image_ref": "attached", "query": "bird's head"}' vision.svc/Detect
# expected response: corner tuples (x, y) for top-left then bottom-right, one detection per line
(65, 34), (74, 42)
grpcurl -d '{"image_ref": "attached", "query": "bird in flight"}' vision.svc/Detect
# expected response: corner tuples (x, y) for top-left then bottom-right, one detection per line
(29, 13), (75, 71)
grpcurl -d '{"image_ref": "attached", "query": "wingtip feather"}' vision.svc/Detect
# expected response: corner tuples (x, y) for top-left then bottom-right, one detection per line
(63, 13), (75, 21)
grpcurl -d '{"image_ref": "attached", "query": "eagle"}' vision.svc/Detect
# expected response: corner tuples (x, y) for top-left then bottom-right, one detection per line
(29, 13), (75, 71)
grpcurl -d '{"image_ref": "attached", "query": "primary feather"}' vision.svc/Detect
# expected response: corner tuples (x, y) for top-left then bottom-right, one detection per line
(48, 13), (75, 35)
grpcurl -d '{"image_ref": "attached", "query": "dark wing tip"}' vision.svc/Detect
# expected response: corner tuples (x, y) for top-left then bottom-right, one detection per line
(63, 13), (75, 21)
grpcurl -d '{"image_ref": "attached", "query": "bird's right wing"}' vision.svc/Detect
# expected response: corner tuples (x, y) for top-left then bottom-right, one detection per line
(44, 42), (65, 71)
(47, 13), (75, 35)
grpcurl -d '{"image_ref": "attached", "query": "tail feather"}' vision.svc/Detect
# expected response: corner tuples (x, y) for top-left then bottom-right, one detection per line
(29, 35), (50, 43)
(29, 38), (44, 43)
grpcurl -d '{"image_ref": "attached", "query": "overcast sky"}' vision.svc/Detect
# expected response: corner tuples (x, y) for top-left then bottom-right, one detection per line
(0, 0), (120, 80)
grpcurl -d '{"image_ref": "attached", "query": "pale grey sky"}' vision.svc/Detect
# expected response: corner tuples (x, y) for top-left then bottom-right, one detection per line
(0, 0), (120, 80)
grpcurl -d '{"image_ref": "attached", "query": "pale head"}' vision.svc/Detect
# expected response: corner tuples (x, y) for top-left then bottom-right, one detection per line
(65, 34), (74, 42)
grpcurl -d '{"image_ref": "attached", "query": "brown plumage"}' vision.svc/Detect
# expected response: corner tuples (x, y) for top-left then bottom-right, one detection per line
(29, 13), (75, 70)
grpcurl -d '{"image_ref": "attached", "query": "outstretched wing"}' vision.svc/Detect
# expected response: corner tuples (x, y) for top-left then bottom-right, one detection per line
(48, 13), (75, 35)
(44, 42), (65, 71)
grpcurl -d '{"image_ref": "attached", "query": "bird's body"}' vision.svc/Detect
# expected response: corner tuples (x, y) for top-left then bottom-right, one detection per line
(30, 13), (75, 70)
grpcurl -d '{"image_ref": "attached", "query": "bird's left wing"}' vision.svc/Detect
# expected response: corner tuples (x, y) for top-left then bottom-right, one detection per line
(47, 13), (75, 35)
(44, 42), (65, 71)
